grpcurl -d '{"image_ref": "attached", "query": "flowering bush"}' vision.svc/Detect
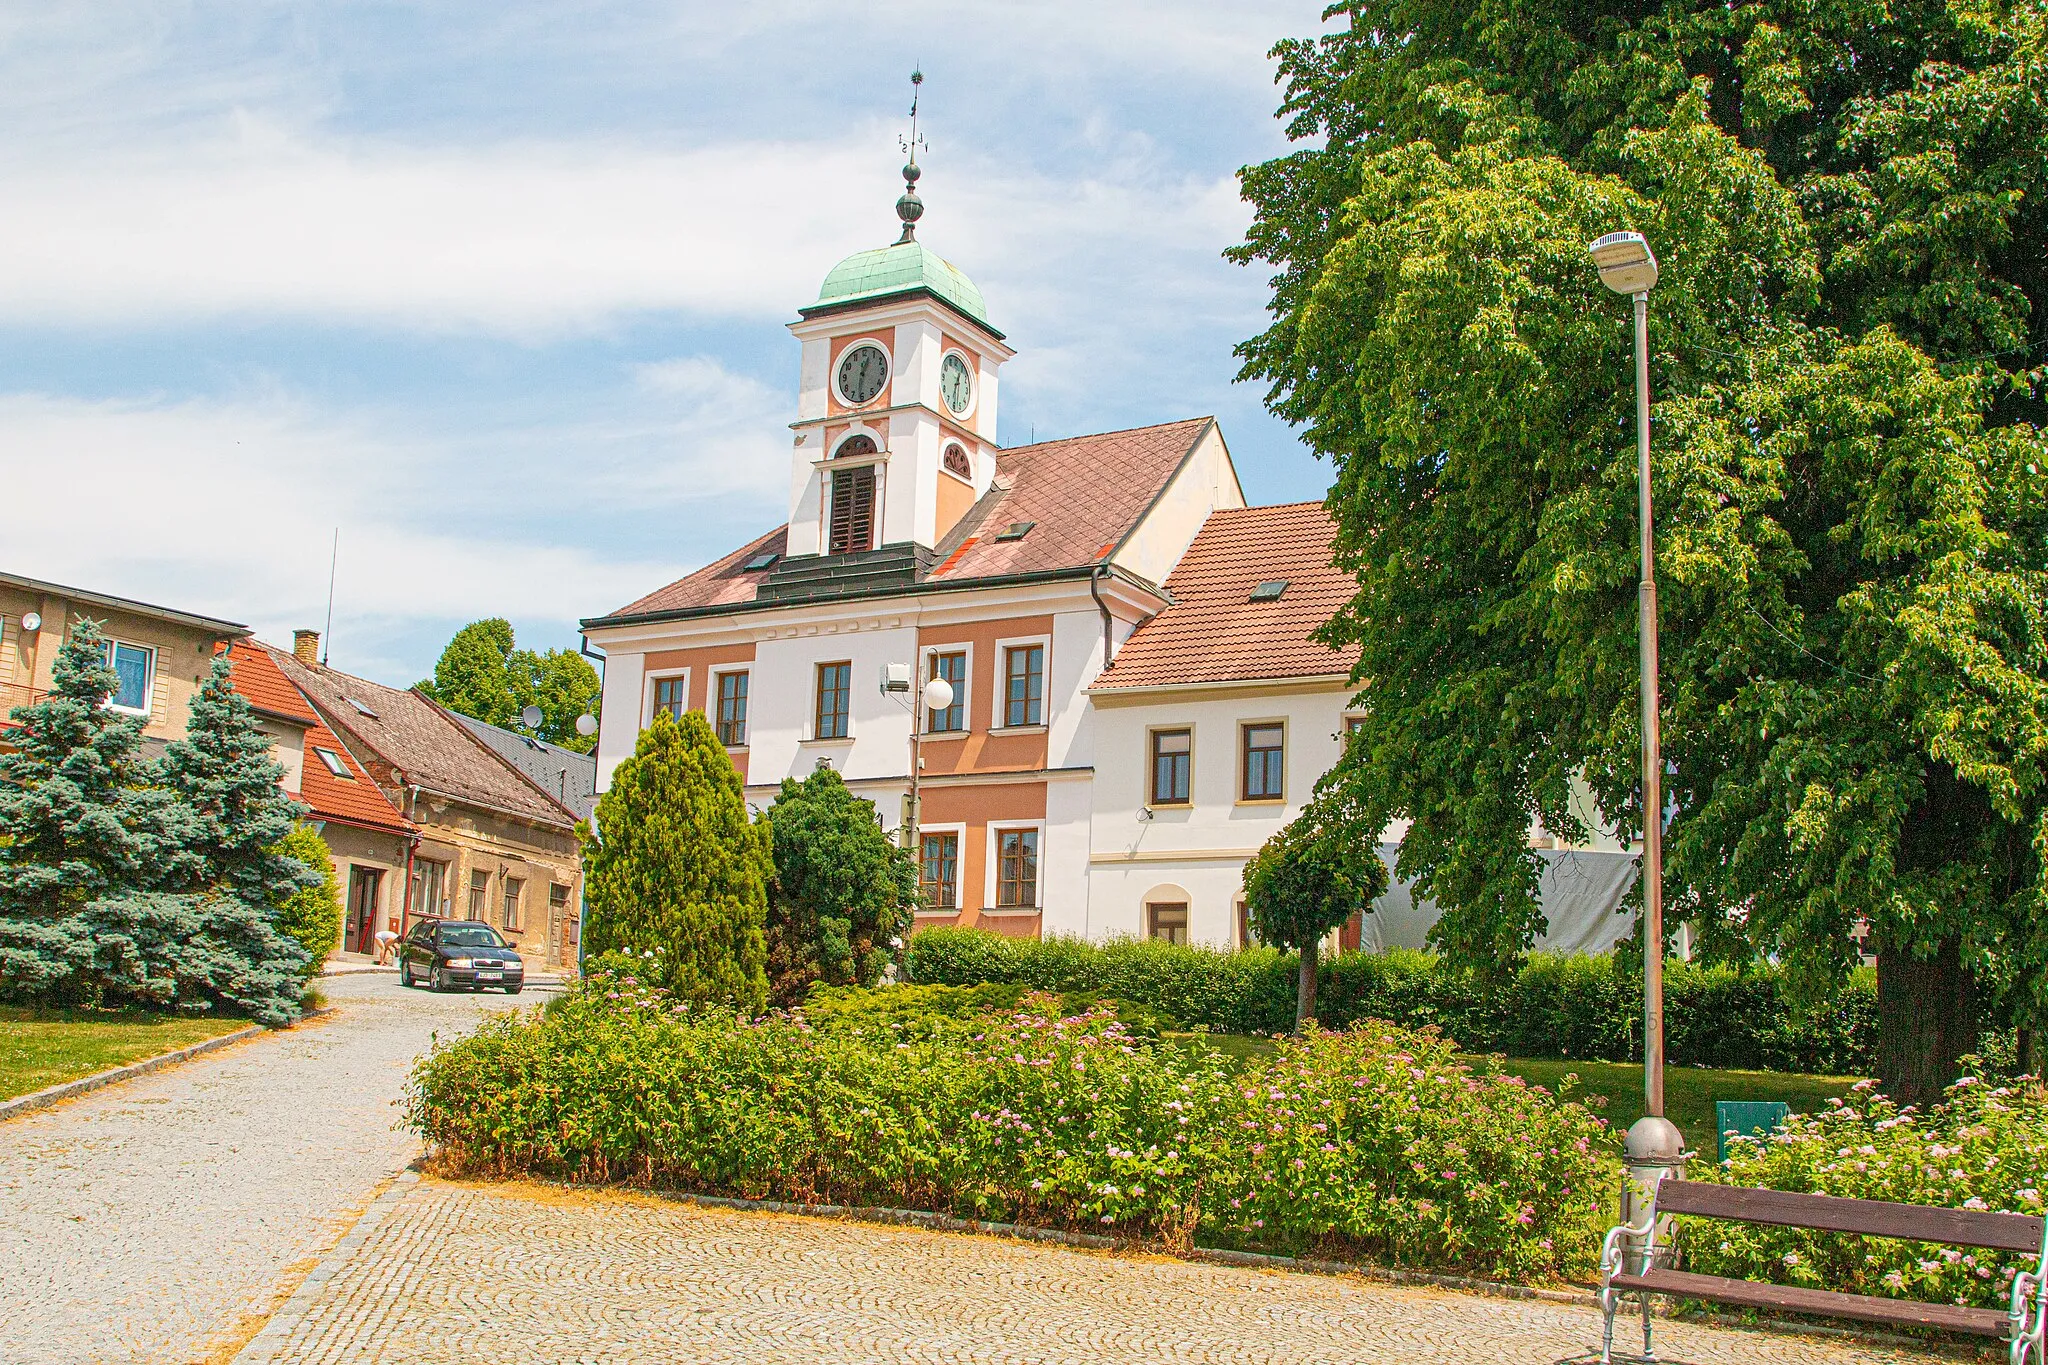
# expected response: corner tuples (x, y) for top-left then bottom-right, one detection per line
(1684, 1072), (2048, 1308)
(406, 980), (1616, 1283)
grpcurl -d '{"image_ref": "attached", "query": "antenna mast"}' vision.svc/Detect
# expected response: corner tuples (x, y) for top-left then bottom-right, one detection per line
(322, 529), (338, 665)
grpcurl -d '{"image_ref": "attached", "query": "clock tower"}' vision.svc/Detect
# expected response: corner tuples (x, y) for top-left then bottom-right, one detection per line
(783, 125), (1013, 561)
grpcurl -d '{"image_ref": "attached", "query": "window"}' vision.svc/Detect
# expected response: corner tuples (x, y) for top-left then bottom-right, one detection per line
(549, 883), (570, 917)
(815, 661), (851, 740)
(828, 465), (876, 555)
(313, 747), (354, 779)
(1002, 645), (1043, 728)
(502, 877), (524, 932)
(437, 922), (507, 949)
(467, 868), (490, 920)
(1150, 729), (1191, 805)
(651, 675), (688, 722)
(99, 639), (155, 713)
(833, 432), (878, 459)
(927, 651), (966, 732)
(996, 828), (1038, 907)
(943, 443), (972, 479)
(715, 671), (749, 746)
(1148, 903), (1190, 945)
(1242, 723), (1286, 801)
(920, 832), (959, 909)
(410, 860), (448, 919)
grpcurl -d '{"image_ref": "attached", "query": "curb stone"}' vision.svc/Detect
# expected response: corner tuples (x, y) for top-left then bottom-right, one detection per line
(229, 1169), (421, 1365)
(0, 1006), (333, 1124)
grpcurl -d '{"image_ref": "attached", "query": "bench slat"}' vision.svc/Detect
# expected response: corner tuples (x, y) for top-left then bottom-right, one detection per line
(1655, 1180), (2045, 1254)
(1610, 1269), (2013, 1337)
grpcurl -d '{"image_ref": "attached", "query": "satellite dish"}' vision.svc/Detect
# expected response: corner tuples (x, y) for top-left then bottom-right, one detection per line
(520, 704), (543, 730)
(574, 712), (598, 737)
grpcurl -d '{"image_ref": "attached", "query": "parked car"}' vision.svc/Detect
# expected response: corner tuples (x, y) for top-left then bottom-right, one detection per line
(398, 917), (525, 993)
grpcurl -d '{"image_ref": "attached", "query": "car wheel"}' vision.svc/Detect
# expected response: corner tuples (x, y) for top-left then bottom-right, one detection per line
(398, 959), (413, 988)
(505, 984), (522, 995)
(429, 966), (446, 992)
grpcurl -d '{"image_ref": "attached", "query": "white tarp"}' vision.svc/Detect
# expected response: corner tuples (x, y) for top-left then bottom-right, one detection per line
(1357, 844), (1641, 956)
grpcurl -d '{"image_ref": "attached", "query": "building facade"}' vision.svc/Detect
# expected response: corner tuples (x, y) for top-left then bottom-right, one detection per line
(0, 571), (249, 750)
(585, 184), (1636, 953)
(269, 635), (587, 971)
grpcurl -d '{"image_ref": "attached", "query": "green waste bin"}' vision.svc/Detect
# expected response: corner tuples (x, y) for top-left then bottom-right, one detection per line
(1716, 1100), (1790, 1162)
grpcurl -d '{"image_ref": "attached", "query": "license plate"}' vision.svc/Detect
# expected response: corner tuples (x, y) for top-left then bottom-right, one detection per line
(476, 970), (502, 981)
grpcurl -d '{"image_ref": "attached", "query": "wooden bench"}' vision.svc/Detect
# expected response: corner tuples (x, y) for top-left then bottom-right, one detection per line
(1598, 1178), (2048, 1363)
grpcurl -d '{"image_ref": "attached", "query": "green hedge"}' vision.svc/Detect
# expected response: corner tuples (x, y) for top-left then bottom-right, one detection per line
(409, 974), (1616, 1282)
(905, 929), (1876, 1074)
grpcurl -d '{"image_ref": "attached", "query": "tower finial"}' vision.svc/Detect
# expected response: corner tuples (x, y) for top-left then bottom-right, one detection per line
(895, 69), (927, 244)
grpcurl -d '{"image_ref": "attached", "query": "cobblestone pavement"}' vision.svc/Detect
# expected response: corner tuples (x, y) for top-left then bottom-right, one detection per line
(240, 1177), (1944, 1365)
(0, 973), (551, 1365)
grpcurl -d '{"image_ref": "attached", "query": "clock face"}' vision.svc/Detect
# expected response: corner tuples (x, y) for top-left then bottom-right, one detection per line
(940, 353), (974, 414)
(836, 343), (889, 406)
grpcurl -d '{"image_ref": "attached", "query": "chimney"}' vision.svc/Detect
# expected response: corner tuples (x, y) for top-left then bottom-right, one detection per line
(293, 630), (321, 666)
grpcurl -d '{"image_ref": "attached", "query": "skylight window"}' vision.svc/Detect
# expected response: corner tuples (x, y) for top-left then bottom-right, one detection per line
(343, 697), (378, 717)
(1250, 580), (1291, 603)
(994, 521), (1036, 542)
(742, 551), (780, 571)
(313, 747), (354, 779)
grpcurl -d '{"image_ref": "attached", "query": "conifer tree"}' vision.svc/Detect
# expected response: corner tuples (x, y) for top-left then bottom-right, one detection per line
(582, 709), (769, 1011)
(158, 651), (314, 905)
(760, 766), (916, 1006)
(273, 824), (343, 977)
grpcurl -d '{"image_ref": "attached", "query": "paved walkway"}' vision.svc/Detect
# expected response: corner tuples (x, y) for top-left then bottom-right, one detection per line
(237, 1177), (1944, 1365)
(0, 973), (546, 1365)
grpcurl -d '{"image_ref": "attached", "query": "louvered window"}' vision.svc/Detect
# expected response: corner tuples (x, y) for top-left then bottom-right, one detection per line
(828, 466), (876, 555)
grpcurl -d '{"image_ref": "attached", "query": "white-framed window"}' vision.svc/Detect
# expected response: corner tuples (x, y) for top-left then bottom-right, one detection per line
(712, 668), (749, 747)
(312, 746), (355, 780)
(990, 632), (1051, 731)
(917, 822), (966, 910)
(645, 668), (690, 726)
(919, 642), (973, 735)
(99, 638), (156, 715)
(986, 821), (1047, 910)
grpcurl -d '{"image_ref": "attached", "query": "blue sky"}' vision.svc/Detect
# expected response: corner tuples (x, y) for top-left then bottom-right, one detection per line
(1, 2), (1334, 687)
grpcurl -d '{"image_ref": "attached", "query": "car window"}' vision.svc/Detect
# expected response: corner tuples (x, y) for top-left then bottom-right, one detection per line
(438, 923), (507, 949)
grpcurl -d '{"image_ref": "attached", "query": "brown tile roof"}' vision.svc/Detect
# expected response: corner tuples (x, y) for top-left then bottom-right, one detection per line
(588, 418), (1214, 624)
(1091, 502), (1358, 691)
(264, 644), (576, 828)
(225, 642), (413, 836)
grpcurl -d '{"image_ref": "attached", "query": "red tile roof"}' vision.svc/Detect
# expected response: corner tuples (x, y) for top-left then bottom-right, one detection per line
(589, 418), (1214, 624)
(1091, 502), (1359, 691)
(224, 642), (412, 836)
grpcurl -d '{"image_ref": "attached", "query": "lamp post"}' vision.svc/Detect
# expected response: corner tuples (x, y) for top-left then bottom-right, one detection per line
(883, 664), (956, 875)
(1587, 230), (1686, 1187)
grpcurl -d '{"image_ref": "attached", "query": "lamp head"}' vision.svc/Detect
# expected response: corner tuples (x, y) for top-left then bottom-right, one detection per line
(574, 712), (598, 738)
(1588, 230), (1659, 295)
(921, 677), (955, 713)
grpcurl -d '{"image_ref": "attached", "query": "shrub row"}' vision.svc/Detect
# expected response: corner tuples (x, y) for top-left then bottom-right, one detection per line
(905, 929), (1876, 1073)
(1688, 1073), (2048, 1310)
(407, 977), (1617, 1283)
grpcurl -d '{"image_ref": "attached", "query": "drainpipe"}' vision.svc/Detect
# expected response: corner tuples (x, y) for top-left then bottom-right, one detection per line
(1089, 563), (1115, 672)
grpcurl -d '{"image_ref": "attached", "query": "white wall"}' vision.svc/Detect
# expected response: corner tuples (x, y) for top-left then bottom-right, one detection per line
(594, 648), (646, 791)
(747, 626), (920, 793)
(1110, 424), (1246, 589)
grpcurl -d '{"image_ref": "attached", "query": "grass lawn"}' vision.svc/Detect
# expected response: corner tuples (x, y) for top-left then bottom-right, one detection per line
(1164, 1032), (1863, 1151)
(0, 1006), (253, 1102)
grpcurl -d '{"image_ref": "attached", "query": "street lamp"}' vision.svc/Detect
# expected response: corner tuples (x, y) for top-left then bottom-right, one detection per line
(1588, 230), (1686, 1186)
(883, 664), (956, 870)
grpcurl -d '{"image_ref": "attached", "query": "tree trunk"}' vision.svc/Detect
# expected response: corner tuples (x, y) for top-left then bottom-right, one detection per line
(1875, 937), (1979, 1108)
(1296, 939), (1319, 1032)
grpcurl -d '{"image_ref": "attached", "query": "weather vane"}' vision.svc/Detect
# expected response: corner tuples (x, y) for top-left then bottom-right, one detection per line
(895, 69), (927, 244)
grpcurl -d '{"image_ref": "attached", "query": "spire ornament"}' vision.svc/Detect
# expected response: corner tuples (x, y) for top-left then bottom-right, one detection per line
(895, 69), (927, 244)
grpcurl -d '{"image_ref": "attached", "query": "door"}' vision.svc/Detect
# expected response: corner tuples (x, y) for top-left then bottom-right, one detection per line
(347, 867), (382, 954)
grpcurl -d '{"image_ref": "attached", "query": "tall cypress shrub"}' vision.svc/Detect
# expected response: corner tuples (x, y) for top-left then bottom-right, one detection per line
(583, 709), (769, 1012)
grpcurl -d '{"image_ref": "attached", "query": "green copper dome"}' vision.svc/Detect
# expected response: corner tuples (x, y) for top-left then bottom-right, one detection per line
(805, 241), (996, 334)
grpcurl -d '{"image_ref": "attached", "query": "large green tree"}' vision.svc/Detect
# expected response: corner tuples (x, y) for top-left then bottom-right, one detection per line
(759, 767), (917, 1007)
(1235, 2), (2048, 1102)
(417, 617), (601, 752)
(582, 709), (769, 1012)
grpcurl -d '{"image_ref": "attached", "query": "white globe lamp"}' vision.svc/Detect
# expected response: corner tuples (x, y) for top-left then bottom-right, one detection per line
(921, 677), (954, 713)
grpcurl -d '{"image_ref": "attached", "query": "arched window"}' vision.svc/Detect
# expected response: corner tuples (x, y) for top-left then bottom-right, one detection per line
(943, 443), (972, 479)
(834, 433), (878, 460)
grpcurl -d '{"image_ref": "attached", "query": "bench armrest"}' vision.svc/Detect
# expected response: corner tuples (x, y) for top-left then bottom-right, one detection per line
(1598, 1197), (1660, 1311)
(2014, 1223), (2048, 1365)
